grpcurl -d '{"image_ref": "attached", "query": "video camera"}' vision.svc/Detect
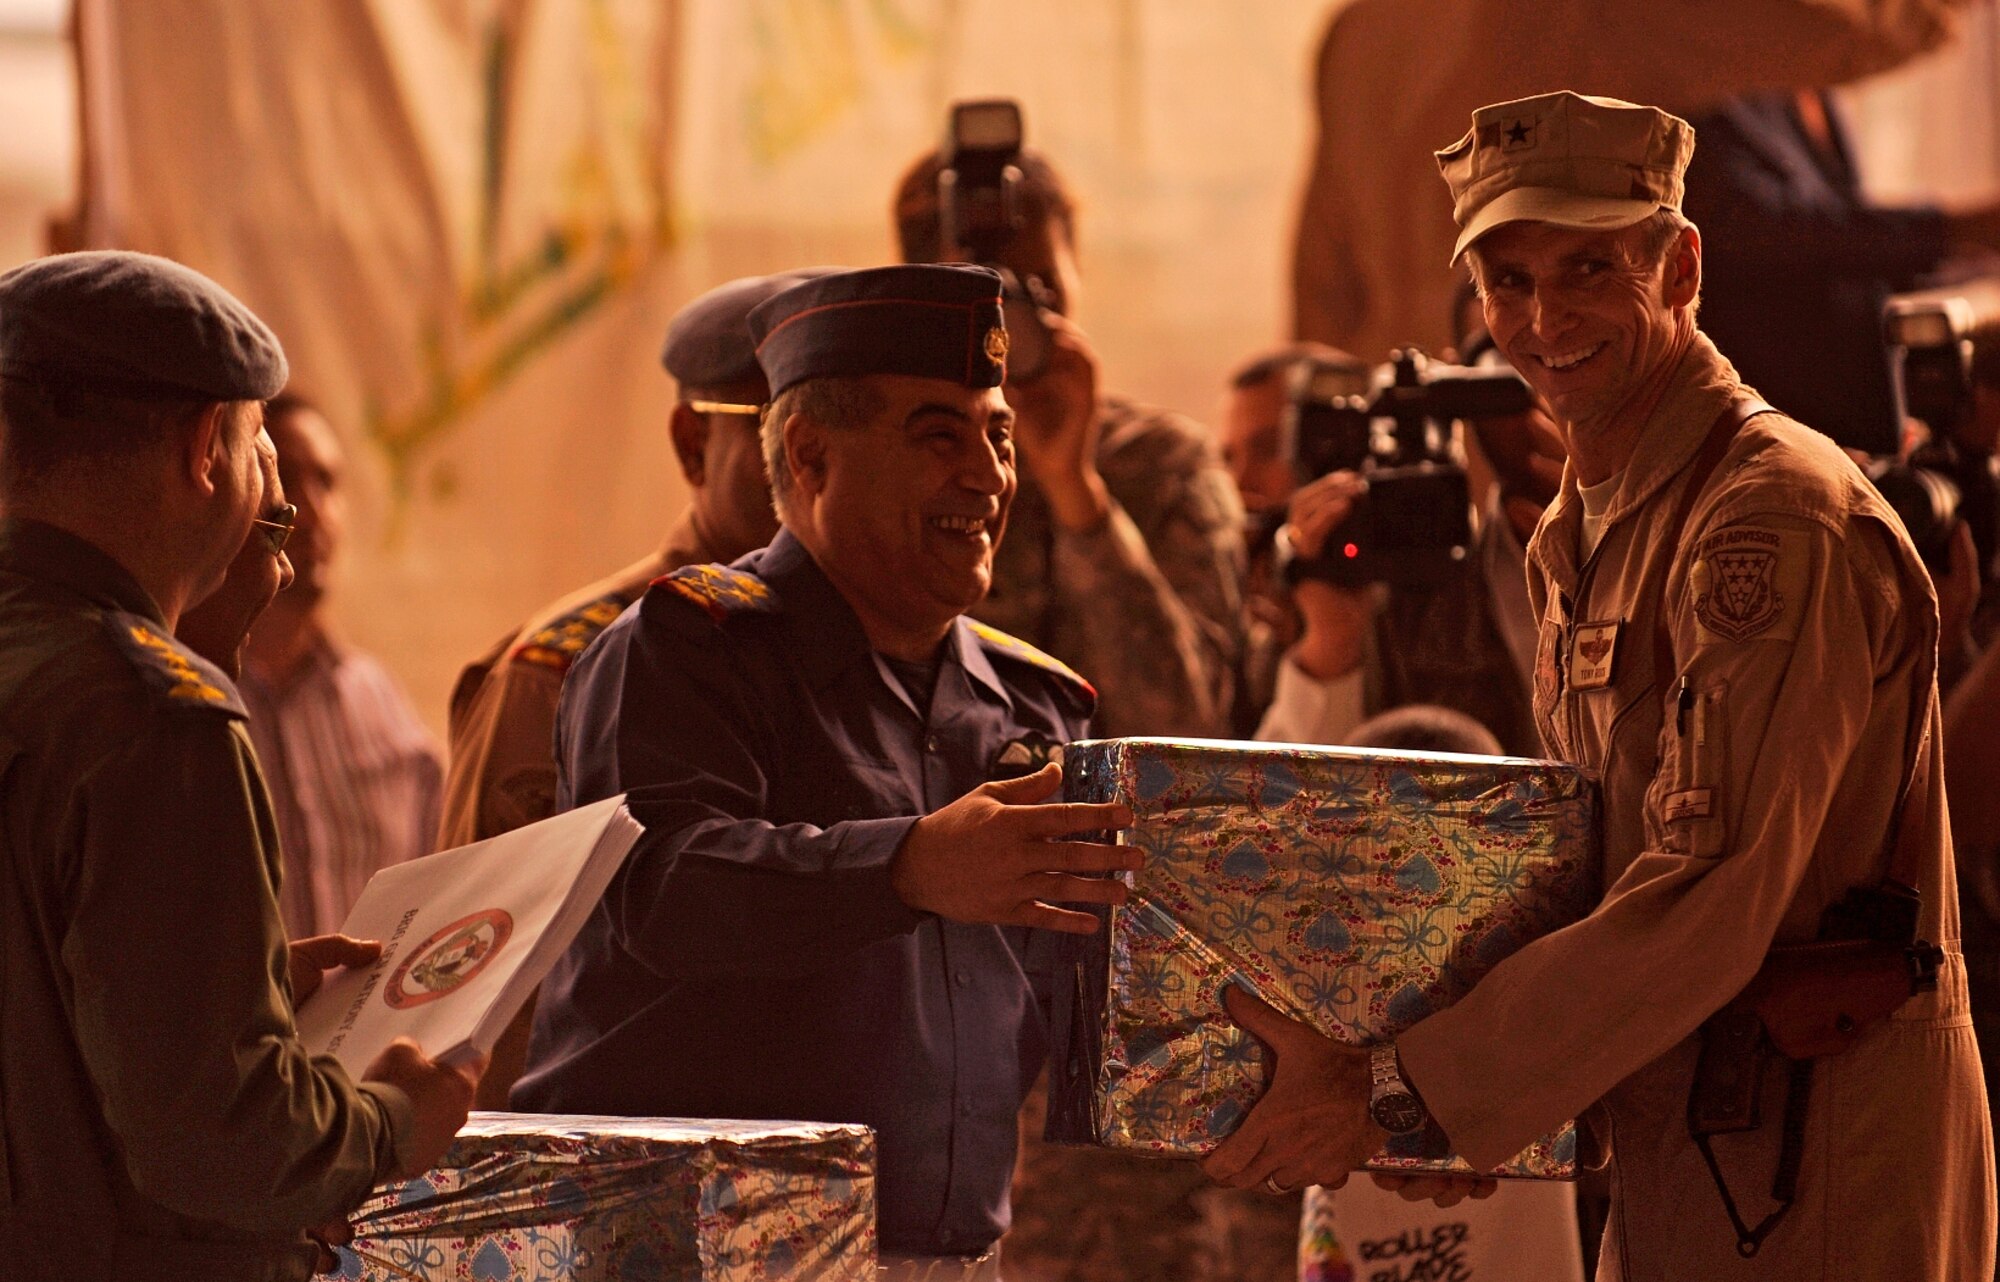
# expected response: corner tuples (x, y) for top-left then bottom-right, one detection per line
(1281, 349), (1532, 588)
(1875, 280), (2000, 582)
(937, 98), (1056, 382)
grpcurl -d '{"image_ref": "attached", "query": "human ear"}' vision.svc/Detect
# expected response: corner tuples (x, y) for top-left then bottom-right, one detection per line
(669, 404), (710, 486)
(1665, 224), (1702, 308)
(783, 412), (828, 498)
(182, 402), (232, 497)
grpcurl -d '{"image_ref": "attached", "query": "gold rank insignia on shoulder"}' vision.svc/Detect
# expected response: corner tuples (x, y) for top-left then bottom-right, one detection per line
(967, 619), (1097, 699)
(108, 615), (241, 713)
(653, 563), (778, 624)
(512, 594), (632, 674)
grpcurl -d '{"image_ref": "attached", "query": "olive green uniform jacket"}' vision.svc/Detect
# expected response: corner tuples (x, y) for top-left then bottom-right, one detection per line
(1398, 336), (1995, 1280)
(0, 521), (412, 1282)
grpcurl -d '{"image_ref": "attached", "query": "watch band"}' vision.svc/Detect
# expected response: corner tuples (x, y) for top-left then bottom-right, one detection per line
(1368, 1041), (1429, 1135)
(1370, 1041), (1401, 1090)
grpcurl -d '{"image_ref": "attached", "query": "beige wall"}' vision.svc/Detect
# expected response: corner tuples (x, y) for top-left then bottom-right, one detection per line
(0, 30), (70, 272)
(3, 3), (1997, 743)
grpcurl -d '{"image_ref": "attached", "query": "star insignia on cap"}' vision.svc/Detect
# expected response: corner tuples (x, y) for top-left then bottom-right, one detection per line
(1502, 119), (1535, 149)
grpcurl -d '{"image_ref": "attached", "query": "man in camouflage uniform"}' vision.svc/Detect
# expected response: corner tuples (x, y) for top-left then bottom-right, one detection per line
(892, 146), (1247, 741)
(438, 270), (811, 1104)
(891, 147), (1258, 1281)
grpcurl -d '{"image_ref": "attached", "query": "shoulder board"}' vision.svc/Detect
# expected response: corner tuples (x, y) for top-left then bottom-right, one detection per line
(967, 619), (1097, 701)
(510, 592), (634, 674)
(651, 563), (779, 624)
(105, 613), (244, 715)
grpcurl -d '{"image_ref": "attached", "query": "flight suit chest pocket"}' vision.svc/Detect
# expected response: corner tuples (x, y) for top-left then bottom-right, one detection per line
(1651, 679), (1728, 858)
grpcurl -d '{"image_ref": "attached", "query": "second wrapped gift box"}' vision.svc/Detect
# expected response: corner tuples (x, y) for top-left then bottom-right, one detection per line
(1048, 737), (1598, 1177)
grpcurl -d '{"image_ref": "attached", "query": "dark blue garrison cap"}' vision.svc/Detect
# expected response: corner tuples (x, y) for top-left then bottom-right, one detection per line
(748, 264), (1008, 397)
(660, 268), (836, 389)
(0, 250), (287, 401)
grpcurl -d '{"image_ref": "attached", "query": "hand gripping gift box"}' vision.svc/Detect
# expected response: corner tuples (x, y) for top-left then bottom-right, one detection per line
(1046, 738), (1599, 1178)
(335, 1113), (876, 1280)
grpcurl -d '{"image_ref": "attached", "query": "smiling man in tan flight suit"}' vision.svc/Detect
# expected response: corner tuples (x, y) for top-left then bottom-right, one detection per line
(1201, 92), (1994, 1281)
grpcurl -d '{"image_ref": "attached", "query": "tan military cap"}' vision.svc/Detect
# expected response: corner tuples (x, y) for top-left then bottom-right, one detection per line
(1436, 91), (1695, 264)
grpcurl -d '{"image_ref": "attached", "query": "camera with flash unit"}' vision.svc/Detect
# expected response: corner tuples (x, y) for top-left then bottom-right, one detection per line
(936, 98), (1056, 382)
(1871, 281), (2000, 584)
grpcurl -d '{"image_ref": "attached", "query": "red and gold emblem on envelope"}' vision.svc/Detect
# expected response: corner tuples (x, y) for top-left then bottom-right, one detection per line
(385, 909), (514, 1009)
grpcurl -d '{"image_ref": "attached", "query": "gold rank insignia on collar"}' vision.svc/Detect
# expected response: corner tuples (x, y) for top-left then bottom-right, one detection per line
(967, 619), (1096, 699)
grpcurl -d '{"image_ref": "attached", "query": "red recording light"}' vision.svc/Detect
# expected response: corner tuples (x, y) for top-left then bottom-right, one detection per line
(1343, 542), (1360, 558)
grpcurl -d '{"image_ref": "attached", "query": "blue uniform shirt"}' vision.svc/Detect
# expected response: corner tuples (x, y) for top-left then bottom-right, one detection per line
(515, 529), (1095, 1256)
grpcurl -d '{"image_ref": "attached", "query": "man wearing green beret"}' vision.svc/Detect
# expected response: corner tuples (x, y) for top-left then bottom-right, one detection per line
(0, 251), (482, 1281)
(1204, 93), (1993, 1280)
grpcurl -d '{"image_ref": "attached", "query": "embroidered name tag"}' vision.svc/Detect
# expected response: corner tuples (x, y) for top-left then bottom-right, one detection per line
(1569, 620), (1621, 690)
(1664, 787), (1715, 822)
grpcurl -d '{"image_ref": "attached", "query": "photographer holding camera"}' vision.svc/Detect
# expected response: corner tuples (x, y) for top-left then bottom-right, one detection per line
(1224, 329), (1562, 755)
(891, 102), (1247, 741)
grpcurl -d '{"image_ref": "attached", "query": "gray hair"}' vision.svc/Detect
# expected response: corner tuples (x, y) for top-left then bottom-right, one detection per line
(759, 377), (886, 520)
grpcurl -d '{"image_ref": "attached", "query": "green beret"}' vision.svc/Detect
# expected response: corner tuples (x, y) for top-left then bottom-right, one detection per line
(0, 251), (288, 402)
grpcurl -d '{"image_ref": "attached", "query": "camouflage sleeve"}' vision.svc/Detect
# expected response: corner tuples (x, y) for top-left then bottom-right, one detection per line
(436, 657), (565, 848)
(1048, 452), (1247, 738)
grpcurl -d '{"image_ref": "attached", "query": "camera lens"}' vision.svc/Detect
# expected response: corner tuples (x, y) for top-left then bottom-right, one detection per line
(1867, 459), (1961, 573)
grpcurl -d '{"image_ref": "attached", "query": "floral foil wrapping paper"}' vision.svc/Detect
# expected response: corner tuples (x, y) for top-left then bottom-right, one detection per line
(1050, 738), (1598, 1178)
(334, 1113), (876, 1280)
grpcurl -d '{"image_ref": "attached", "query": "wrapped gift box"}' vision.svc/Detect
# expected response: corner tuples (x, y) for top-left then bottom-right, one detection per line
(1048, 738), (1598, 1178)
(337, 1113), (876, 1280)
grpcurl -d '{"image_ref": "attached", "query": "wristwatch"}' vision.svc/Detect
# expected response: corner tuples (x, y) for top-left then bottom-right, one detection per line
(1368, 1042), (1428, 1135)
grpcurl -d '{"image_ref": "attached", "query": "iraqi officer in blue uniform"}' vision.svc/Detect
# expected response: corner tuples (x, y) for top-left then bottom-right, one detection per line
(515, 263), (1139, 1277)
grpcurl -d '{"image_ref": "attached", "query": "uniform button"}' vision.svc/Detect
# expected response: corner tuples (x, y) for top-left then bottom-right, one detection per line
(925, 734), (940, 753)
(960, 1101), (975, 1117)
(954, 971), (970, 988)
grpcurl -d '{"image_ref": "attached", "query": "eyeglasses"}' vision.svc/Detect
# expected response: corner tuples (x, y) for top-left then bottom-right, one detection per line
(686, 399), (765, 417)
(251, 503), (298, 555)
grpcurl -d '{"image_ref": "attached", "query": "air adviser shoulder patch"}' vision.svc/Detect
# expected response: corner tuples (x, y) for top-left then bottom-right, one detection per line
(511, 593), (632, 674)
(968, 619), (1097, 702)
(653, 563), (778, 624)
(106, 613), (243, 714)
(1689, 524), (1806, 645)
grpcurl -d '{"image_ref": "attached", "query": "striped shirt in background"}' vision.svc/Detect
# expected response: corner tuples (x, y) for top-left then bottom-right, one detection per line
(240, 635), (444, 938)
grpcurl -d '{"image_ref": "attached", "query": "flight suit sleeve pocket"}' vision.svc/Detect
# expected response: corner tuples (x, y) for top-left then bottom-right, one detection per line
(1652, 679), (1728, 858)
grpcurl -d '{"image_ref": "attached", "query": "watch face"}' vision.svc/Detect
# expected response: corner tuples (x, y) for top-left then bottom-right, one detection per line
(1371, 1089), (1427, 1135)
